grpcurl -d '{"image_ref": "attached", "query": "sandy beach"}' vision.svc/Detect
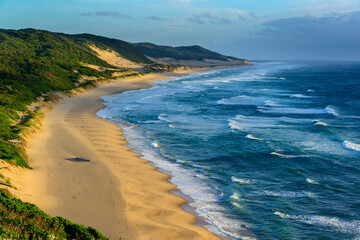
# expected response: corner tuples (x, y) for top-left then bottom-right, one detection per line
(9, 70), (222, 240)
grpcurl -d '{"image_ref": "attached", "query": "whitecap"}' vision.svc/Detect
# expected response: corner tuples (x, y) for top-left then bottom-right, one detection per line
(274, 210), (290, 218)
(271, 152), (308, 159)
(306, 178), (320, 185)
(217, 95), (266, 106)
(258, 190), (311, 198)
(158, 114), (171, 122)
(258, 107), (328, 115)
(342, 141), (360, 152)
(274, 211), (360, 234)
(231, 201), (242, 209)
(246, 134), (263, 141)
(312, 119), (328, 126)
(231, 176), (252, 184)
(228, 115), (244, 130)
(290, 94), (311, 98)
(151, 141), (159, 148)
(263, 100), (283, 107)
(325, 105), (339, 116)
(307, 89), (315, 93)
(230, 192), (241, 200)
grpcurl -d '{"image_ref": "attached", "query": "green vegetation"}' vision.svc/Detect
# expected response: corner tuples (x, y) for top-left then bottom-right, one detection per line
(0, 28), (116, 167)
(0, 190), (108, 240)
(132, 42), (247, 63)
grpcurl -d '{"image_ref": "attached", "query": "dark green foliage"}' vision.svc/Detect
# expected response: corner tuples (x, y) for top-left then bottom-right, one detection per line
(143, 63), (182, 73)
(132, 42), (247, 62)
(73, 33), (153, 64)
(0, 190), (108, 239)
(0, 142), (28, 167)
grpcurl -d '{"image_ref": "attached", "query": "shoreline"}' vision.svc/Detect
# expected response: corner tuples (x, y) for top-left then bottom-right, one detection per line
(7, 67), (237, 240)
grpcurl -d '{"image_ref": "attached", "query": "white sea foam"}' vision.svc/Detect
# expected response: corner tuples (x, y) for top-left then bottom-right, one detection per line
(217, 95), (266, 106)
(258, 107), (329, 115)
(271, 152), (308, 159)
(231, 176), (252, 184)
(274, 210), (289, 218)
(312, 119), (328, 126)
(274, 211), (360, 235)
(307, 89), (315, 93)
(151, 141), (159, 148)
(158, 114), (172, 122)
(230, 192), (242, 200)
(325, 105), (339, 116)
(306, 178), (320, 185)
(342, 141), (360, 152)
(258, 190), (312, 198)
(290, 94), (311, 98)
(228, 115), (311, 132)
(228, 115), (244, 130)
(246, 134), (263, 141)
(263, 100), (282, 107)
(115, 123), (255, 240)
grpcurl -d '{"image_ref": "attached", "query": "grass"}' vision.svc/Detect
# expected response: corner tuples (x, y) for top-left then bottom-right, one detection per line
(0, 190), (109, 240)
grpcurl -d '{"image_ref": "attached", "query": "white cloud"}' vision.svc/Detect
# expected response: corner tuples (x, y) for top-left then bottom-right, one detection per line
(294, 0), (360, 15)
(187, 8), (256, 25)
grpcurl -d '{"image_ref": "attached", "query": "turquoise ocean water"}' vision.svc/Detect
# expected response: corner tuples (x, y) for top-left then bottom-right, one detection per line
(98, 61), (360, 239)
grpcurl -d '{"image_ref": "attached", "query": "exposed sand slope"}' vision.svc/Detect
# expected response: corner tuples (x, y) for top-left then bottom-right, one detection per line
(11, 72), (220, 240)
(89, 45), (143, 70)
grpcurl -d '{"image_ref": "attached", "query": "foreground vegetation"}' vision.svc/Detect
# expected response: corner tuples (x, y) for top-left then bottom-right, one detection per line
(0, 190), (108, 240)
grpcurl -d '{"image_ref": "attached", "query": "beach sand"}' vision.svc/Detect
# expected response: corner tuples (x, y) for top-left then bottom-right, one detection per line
(11, 70), (222, 240)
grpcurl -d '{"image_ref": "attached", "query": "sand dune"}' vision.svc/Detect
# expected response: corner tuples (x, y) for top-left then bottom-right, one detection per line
(89, 45), (143, 70)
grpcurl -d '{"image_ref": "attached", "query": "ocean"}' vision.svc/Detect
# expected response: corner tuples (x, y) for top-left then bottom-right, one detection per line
(97, 61), (360, 240)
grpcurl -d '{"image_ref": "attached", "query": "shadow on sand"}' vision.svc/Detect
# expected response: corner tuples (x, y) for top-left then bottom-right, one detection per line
(65, 157), (91, 163)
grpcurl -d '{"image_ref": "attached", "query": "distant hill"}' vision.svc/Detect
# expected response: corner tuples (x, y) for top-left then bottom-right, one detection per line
(132, 42), (249, 64)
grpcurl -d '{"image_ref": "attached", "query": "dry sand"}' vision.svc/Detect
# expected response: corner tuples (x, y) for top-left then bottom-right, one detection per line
(10, 71), (222, 240)
(89, 45), (143, 70)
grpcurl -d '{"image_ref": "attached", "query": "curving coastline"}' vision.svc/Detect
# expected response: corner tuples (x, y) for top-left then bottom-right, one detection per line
(11, 70), (223, 240)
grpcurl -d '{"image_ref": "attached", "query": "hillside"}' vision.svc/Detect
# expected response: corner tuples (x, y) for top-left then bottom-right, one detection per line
(132, 42), (249, 65)
(0, 28), (120, 167)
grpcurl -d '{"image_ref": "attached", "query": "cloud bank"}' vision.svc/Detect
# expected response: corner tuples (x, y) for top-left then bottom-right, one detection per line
(81, 11), (132, 18)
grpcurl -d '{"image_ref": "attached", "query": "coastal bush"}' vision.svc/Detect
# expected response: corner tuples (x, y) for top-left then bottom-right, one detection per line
(132, 42), (247, 62)
(0, 190), (109, 239)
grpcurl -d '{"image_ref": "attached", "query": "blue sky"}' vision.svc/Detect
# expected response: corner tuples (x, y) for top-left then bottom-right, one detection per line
(1, 0), (360, 60)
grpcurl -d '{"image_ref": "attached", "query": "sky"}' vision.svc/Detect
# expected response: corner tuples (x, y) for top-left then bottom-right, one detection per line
(1, 0), (360, 60)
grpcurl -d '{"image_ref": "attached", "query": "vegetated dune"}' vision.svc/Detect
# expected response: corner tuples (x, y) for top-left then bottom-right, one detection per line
(89, 45), (143, 70)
